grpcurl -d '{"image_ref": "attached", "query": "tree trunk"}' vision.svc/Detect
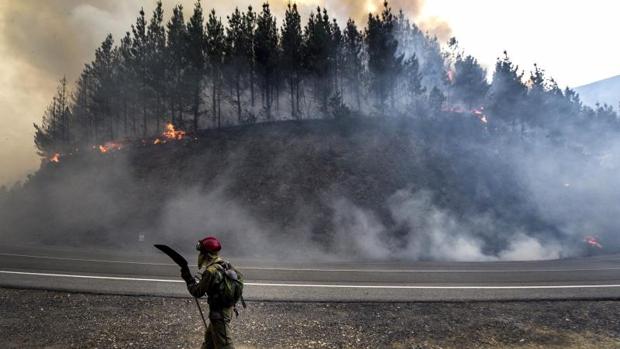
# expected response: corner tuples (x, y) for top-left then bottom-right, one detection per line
(156, 95), (161, 132)
(296, 80), (301, 119)
(123, 99), (128, 137)
(236, 73), (242, 124)
(217, 87), (222, 129)
(290, 77), (295, 120)
(212, 78), (217, 128)
(193, 86), (200, 132)
(142, 105), (147, 137)
(250, 68), (255, 107)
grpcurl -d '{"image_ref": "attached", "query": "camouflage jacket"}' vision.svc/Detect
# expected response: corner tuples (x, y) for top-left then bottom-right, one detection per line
(187, 256), (226, 309)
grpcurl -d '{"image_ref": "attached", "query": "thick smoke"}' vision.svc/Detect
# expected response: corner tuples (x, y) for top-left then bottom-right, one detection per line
(510, 132), (620, 253)
(1, 1), (616, 263)
(157, 184), (328, 261)
(332, 189), (567, 261)
(2, 1), (133, 84)
(1, 116), (617, 262)
(327, 0), (451, 41)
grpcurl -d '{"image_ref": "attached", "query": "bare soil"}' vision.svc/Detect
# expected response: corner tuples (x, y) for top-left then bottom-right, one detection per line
(1, 288), (619, 348)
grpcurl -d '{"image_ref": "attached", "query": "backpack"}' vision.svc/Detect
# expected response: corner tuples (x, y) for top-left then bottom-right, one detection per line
(213, 260), (246, 312)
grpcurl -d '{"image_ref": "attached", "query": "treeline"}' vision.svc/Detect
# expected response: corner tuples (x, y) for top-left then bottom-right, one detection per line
(34, 1), (619, 157)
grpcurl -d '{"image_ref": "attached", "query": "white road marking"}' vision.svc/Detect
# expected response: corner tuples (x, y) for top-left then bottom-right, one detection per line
(0, 253), (172, 266)
(1, 270), (620, 289)
(0, 270), (184, 283)
(2, 253), (620, 273)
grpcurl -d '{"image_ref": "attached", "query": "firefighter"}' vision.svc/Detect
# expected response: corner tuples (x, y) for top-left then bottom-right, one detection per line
(181, 236), (235, 349)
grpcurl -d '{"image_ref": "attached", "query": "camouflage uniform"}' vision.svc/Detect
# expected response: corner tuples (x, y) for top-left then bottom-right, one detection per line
(187, 254), (235, 349)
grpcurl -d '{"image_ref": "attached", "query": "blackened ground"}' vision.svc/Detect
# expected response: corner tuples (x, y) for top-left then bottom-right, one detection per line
(1, 288), (619, 349)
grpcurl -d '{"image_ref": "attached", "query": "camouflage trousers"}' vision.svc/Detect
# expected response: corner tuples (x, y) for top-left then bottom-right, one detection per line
(201, 308), (234, 349)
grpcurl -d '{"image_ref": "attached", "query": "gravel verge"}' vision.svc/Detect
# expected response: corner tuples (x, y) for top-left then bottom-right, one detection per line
(1, 288), (619, 348)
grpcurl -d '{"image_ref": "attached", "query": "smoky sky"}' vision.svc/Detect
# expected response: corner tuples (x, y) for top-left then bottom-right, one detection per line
(2, 0), (444, 83)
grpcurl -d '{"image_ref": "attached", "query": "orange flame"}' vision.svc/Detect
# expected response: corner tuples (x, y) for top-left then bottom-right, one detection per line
(472, 107), (489, 124)
(162, 123), (185, 140)
(49, 153), (60, 163)
(97, 142), (123, 153)
(584, 235), (603, 249)
(447, 70), (455, 83)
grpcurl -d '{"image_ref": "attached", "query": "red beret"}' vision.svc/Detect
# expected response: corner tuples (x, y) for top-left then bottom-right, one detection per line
(198, 236), (222, 253)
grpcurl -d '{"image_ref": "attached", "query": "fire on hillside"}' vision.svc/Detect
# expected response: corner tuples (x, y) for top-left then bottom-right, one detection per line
(154, 123), (186, 145)
(472, 107), (489, 124)
(45, 122), (189, 163)
(443, 106), (490, 124)
(97, 142), (123, 153)
(584, 235), (603, 249)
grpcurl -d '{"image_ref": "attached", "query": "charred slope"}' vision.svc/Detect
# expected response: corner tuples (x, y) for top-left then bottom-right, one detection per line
(0, 117), (598, 261)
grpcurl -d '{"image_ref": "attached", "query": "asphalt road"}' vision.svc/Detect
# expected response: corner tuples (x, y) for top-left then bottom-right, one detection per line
(1, 245), (619, 301)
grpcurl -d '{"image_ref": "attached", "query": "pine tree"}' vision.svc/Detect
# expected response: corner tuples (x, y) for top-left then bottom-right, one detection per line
(403, 54), (425, 102)
(330, 18), (343, 94)
(254, 3), (278, 120)
(525, 64), (547, 128)
(342, 19), (363, 110)
(225, 8), (246, 123)
(303, 7), (332, 113)
(186, 1), (206, 131)
(71, 64), (95, 144)
(428, 86), (446, 113)
(131, 8), (150, 136)
(243, 6), (257, 108)
(146, 1), (166, 132)
(206, 9), (226, 128)
(488, 51), (526, 130)
(166, 5), (188, 127)
(365, 1), (403, 110)
(452, 54), (489, 108)
(117, 31), (136, 136)
(34, 77), (72, 156)
(281, 3), (303, 119)
(91, 34), (116, 140)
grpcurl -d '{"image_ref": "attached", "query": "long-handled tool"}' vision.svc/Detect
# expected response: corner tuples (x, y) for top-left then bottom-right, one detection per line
(154, 244), (208, 329)
(194, 298), (208, 329)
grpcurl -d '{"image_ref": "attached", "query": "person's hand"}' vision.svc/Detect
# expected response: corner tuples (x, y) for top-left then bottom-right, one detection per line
(181, 267), (193, 284)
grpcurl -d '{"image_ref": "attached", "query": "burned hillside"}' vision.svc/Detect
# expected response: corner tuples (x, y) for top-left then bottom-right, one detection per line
(2, 115), (615, 261)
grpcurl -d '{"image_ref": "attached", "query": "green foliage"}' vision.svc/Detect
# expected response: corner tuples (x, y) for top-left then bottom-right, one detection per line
(166, 4), (189, 127)
(281, 3), (303, 119)
(428, 86), (446, 113)
(186, 1), (206, 131)
(365, 1), (403, 109)
(303, 7), (333, 113)
(488, 52), (526, 129)
(254, 3), (279, 119)
(206, 9), (226, 128)
(404, 54), (425, 100)
(451, 54), (488, 108)
(342, 19), (364, 110)
(34, 77), (71, 156)
(328, 91), (351, 119)
(146, 1), (167, 132)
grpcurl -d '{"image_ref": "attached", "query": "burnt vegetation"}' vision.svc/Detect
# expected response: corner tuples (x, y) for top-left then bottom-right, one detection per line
(2, 1), (619, 259)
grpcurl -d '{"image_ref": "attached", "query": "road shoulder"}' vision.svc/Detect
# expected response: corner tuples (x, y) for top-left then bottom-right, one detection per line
(2, 287), (619, 348)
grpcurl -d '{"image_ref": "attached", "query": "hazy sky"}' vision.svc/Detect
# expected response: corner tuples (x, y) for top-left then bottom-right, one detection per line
(1, 0), (619, 186)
